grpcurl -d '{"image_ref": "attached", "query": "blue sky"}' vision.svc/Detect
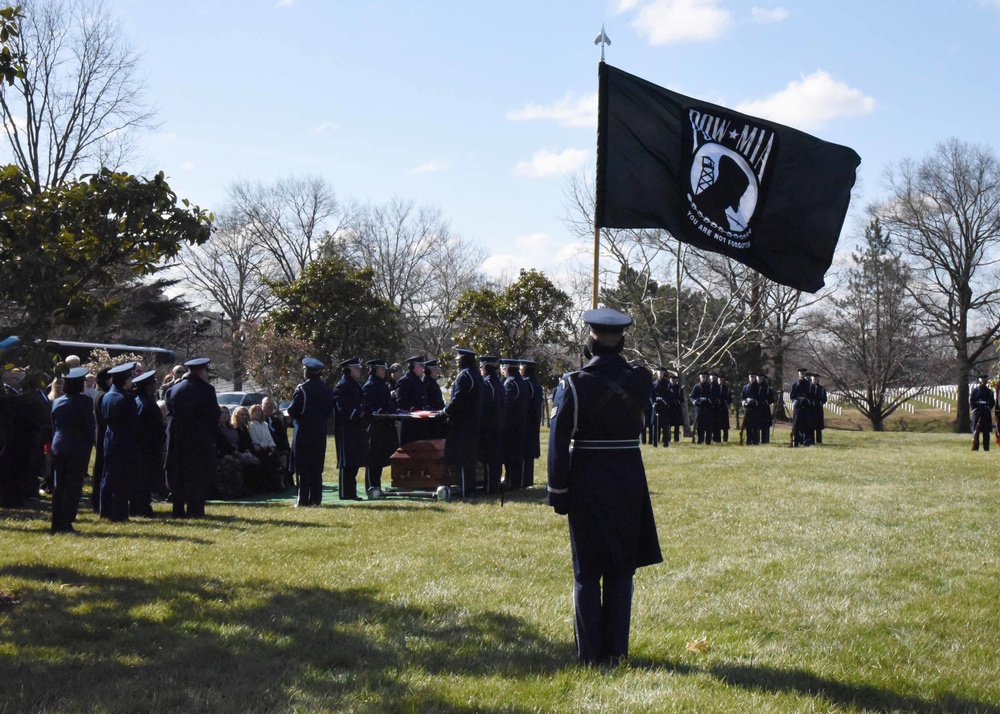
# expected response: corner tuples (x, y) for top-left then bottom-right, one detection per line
(115, 0), (1000, 282)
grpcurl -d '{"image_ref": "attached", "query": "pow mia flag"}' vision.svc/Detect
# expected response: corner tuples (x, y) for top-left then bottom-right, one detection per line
(594, 63), (861, 293)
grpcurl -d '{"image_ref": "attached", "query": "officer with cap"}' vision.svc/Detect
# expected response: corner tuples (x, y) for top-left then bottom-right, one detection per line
(333, 357), (367, 500)
(443, 347), (482, 497)
(665, 373), (684, 443)
(49, 367), (95, 533)
(501, 358), (526, 490)
(422, 359), (447, 440)
(758, 374), (775, 444)
(651, 367), (670, 447)
(288, 357), (335, 505)
(478, 355), (505, 494)
(971, 373), (995, 451)
(717, 374), (732, 443)
(395, 355), (428, 446)
(90, 366), (113, 513)
(689, 371), (713, 444)
(100, 362), (138, 522)
(548, 308), (662, 665)
(363, 358), (398, 494)
(790, 367), (812, 446)
(809, 372), (828, 445)
(741, 372), (761, 445)
(131, 369), (162, 516)
(520, 359), (543, 487)
(165, 357), (219, 517)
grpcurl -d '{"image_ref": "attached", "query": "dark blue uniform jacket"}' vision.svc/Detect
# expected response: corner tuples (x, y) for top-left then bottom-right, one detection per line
(288, 376), (335, 476)
(548, 354), (662, 578)
(333, 374), (367, 470)
(444, 367), (482, 464)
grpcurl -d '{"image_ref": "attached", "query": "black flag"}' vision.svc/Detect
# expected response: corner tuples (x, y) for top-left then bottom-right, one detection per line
(594, 63), (861, 293)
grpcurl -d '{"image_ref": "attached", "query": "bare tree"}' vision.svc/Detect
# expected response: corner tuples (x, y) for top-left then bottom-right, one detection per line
(177, 213), (272, 389)
(805, 218), (941, 431)
(228, 174), (349, 284)
(341, 196), (457, 352)
(879, 138), (1000, 431)
(407, 235), (487, 358)
(0, 0), (155, 191)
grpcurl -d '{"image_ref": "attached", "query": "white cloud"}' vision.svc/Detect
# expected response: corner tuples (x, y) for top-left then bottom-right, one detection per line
(411, 160), (448, 175)
(314, 121), (337, 134)
(735, 70), (875, 130)
(751, 6), (789, 23)
(506, 91), (598, 129)
(514, 148), (589, 178)
(481, 233), (588, 280)
(614, 0), (642, 12)
(275, 0), (293, 7)
(631, 0), (732, 45)
(180, 161), (196, 171)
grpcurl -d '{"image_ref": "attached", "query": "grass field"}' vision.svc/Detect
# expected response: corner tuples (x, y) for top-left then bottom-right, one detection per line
(2, 427), (1000, 713)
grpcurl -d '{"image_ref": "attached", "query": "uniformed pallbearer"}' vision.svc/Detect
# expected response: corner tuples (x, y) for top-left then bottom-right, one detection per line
(363, 358), (398, 494)
(333, 357), (367, 500)
(548, 308), (663, 665)
(288, 357), (335, 506)
(443, 348), (482, 497)
(971, 373), (995, 452)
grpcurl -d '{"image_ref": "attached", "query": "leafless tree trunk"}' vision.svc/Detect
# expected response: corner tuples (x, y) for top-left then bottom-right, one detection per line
(228, 174), (349, 285)
(0, 0), (155, 191)
(879, 138), (1000, 431)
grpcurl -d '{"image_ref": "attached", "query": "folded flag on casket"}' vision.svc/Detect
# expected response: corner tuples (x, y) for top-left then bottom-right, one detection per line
(594, 63), (861, 293)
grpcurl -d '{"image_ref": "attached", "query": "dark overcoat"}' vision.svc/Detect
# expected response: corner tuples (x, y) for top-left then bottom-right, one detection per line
(288, 376), (335, 476)
(547, 354), (662, 578)
(333, 374), (367, 470)
(101, 385), (139, 520)
(789, 378), (812, 434)
(502, 373), (527, 466)
(689, 381), (714, 431)
(395, 370), (427, 444)
(522, 374), (543, 459)
(165, 374), (219, 493)
(135, 391), (165, 493)
(479, 373), (505, 463)
(363, 374), (398, 468)
(444, 367), (482, 465)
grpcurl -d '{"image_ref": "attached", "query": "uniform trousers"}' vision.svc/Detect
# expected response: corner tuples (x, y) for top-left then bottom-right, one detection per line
(297, 469), (323, 506)
(51, 454), (89, 532)
(339, 466), (359, 500)
(574, 574), (634, 665)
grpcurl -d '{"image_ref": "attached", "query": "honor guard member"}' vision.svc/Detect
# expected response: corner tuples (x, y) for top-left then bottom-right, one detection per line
(717, 374), (732, 443)
(422, 359), (447, 440)
(809, 373), (828, 445)
(789, 367), (812, 447)
(758, 375), (775, 443)
(689, 371), (714, 444)
(165, 357), (219, 518)
(665, 373), (684, 443)
(288, 357), (336, 506)
(741, 372), (761, 445)
(443, 348), (483, 497)
(362, 358), (398, 494)
(131, 369), (162, 516)
(519, 359), (544, 487)
(548, 308), (662, 665)
(500, 358), (527, 490)
(395, 355), (428, 446)
(970, 374), (995, 451)
(90, 367), (113, 512)
(49, 367), (95, 533)
(333, 358), (367, 500)
(100, 362), (138, 522)
(651, 367), (671, 447)
(478, 355), (505, 495)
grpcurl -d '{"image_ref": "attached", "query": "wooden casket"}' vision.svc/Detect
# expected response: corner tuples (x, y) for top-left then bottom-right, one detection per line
(389, 439), (454, 489)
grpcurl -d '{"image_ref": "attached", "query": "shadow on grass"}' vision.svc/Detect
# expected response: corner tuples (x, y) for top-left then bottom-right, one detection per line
(0, 563), (572, 713)
(630, 657), (1000, 714)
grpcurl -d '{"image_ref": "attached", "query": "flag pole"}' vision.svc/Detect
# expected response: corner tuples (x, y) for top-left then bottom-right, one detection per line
(592, 225), (600, 308)
(592, 25), (611, 309)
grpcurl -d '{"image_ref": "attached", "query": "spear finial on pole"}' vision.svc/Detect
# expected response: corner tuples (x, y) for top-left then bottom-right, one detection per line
(594, 24), (611, 62)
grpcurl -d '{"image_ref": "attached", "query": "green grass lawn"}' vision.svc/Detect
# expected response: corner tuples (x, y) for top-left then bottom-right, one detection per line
(2, 428), (1000, 713)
